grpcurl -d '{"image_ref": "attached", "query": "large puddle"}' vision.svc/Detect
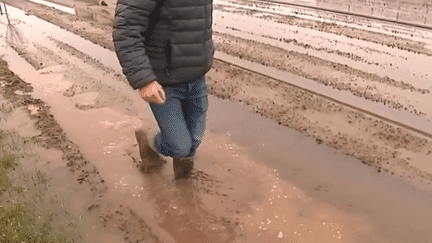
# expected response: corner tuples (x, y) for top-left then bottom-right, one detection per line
(207, 96), (432, 242)
(1, 3), (432, 242)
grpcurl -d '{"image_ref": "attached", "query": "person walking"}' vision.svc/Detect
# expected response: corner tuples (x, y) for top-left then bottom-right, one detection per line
(112, 0), (215, 179)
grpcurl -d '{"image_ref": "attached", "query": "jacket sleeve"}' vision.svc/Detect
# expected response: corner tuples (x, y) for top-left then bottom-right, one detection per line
(112, 0), (158, 90)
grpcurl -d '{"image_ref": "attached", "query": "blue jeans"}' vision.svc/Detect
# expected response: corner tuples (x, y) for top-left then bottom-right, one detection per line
(149, 76), (208, 158)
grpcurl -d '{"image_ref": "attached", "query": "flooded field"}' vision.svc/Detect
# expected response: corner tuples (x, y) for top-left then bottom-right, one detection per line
(1, 0), (432, 242)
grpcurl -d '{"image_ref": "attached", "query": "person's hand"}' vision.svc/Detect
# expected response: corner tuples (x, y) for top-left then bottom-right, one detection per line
(139, 80), (166, 105)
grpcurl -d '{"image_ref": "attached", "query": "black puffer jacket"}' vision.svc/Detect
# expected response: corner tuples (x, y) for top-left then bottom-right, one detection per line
(113, 0), (214, 89)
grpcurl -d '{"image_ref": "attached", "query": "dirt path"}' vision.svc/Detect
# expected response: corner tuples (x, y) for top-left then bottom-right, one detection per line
(1, 0), (432, 242)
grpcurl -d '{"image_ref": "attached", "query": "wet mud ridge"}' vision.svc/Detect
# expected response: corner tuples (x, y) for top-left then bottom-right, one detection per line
(1, 0), (432, 242)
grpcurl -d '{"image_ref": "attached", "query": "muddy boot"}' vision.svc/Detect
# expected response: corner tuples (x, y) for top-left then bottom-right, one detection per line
(173, 157), (194, 179)
(135, 128), (164, 173)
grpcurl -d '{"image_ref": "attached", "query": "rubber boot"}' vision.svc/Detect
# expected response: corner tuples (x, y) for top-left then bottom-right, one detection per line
(173, 157), (194, 179)
(135, 128), (164, 173)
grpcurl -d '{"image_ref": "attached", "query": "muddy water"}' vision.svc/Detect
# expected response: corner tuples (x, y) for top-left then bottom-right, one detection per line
(215, 52), (432, 139)
(214, 0), (432, 119)
(27, 0), (75, 14)
(0, 101), (126, 242)
(214, 3), (432, 90)
(1, 4), (432, 242)
(4, 45), (432, 242)
(207, 96), (432, 242)
(218, 0), (432, 43)
(217, 0), (432, 44)
(0, 104), (41, 138)
(28, 146), (127, 243)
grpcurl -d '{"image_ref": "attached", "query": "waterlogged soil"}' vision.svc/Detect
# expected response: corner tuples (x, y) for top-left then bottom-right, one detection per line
(0, 58), (118, 240)
(1, 0), (432, 242)
(6, 0), (430, 186)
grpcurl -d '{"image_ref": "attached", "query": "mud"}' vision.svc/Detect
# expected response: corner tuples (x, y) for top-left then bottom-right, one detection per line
(213, 32), (429, 116)
(212, 2), (432, 119)
(0, 57), (170, 241)
(216, 0), (432, 53)
(0, 61), (105, 188)
(1, 0), (432, 242)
